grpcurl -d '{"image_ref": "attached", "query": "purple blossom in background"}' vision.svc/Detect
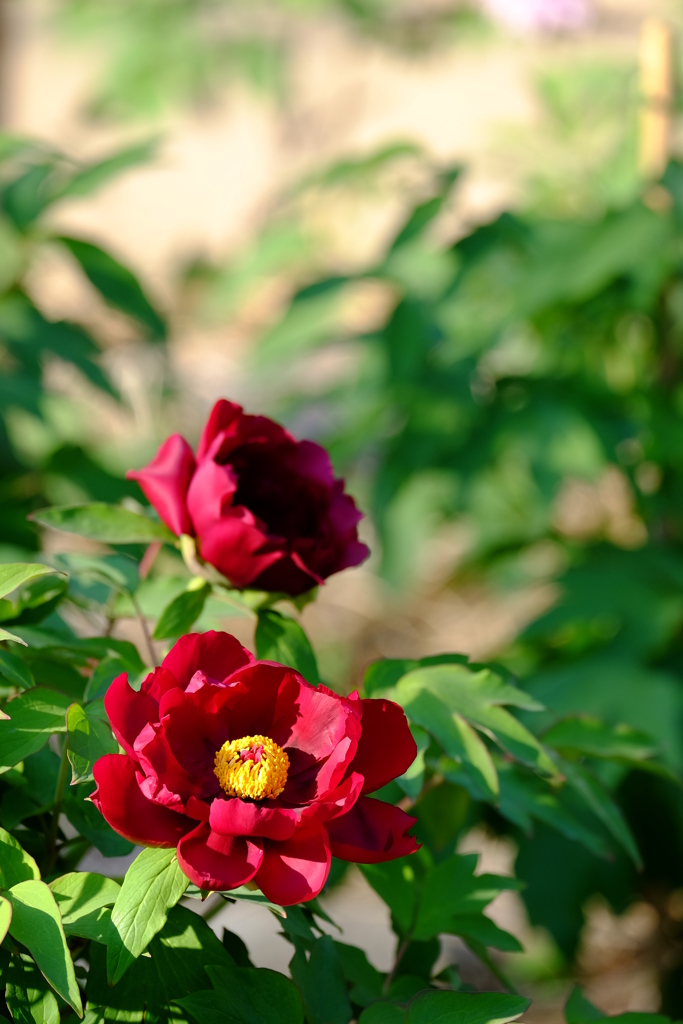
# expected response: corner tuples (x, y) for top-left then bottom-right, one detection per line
(482, 0), (590, 34)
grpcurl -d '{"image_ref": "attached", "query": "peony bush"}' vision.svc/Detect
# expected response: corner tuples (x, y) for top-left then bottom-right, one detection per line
(0, 400), (674, 1024)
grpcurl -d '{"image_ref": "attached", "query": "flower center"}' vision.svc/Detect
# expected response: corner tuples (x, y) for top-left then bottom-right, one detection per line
(214, 734), (289, 801)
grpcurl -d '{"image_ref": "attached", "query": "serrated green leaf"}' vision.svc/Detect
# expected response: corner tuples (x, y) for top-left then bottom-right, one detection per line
(390, 664), (557, 778)
(153, 579), (211, 640)
(107, 847), (189, 984)
(0, 689), (71, 770)
(255, 610), (320, 684)
(0, 565), (58, 602)
(5, 954), (60, 1024)
(31, 504), (175, 544)
(66, 702), (118, 783)
(58, 236), (166, 339)
(0, 827), (40, 888)
(7, 878), (82, 1015)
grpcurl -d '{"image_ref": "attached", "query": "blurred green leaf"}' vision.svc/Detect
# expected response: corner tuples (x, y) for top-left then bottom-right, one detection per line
(31, 503), (175, 544)
(0, 565), (58, 602)
(177, 962), (305, 1024)
(57, 235), (166, 339)
(289, 936), (351, 1024)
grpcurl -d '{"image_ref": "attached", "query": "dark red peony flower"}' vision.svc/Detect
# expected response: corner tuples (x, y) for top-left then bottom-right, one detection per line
(91, 631), (418, 904)
(127, 400), (369, 596)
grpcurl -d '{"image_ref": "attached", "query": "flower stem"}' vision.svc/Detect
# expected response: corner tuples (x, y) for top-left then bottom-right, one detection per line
(45, 739), (70, 875)
(382, 932), (412, 995)
(131, 593), (158, 667)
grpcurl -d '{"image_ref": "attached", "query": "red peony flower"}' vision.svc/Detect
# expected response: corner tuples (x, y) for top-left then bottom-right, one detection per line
(127, 400), (369, 596)
(91, 631), (418, 904)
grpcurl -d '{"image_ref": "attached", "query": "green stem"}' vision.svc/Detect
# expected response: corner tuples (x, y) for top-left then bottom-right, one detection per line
(45, 739), (70, 875)
(131, 593), (158, 667)
(382, 932), (412, 995)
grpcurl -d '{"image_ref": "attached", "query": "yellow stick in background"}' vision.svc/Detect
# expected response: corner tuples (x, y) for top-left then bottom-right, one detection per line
(639, 17), (672, 180)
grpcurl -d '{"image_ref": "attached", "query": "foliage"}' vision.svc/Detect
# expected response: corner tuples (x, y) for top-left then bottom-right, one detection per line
(0, 135), (165, 553)
(0, 448), (676, 1022)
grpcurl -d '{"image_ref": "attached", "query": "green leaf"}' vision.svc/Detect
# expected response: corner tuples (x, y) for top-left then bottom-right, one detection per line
(358, 1005), (406, 1024)
(289, 936), (351, 1024)
(58, 236), (166, 339)
(406, 990), (530, 1023)
(5, 954), (60, 1024)
(561, 760), (641, 867)
(66, 702), (118, 783)
(57, 140), (157, 201)
(153, 579), (211, 640)
(0, 628), (27, 646)
(107, 847), (189, 984)
(0, 648), (34, 689)
(7, 878), (82, 1015)
(0, 827), (40, 888)
(255, 610), (320, 684)
(176, 962), (305, 1024)
(31, 504), (175, 544)
(85, 904), (235, 1024)
(565, 986), (605, 1022)
(50, 872), (120, 941)
(544, 717), (659, 762)
(0, 564), (58, 602)
(0, 689), (71, 770)
(388, 664), (557, 778)
(0, 894), (11, 941)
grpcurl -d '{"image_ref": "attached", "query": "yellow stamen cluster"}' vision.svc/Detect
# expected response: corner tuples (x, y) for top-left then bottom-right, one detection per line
(214, 734), (289, 801)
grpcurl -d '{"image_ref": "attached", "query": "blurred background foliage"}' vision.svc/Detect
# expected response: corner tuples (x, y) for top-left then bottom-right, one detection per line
(3, 0), (683, 1019)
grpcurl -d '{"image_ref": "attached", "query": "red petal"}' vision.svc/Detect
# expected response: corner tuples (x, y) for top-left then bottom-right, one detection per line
(272, 678), (361, 803)
(209, 798), (297, 840)
(326, 796), (419, 864)
(91, 754), (192, 847)
(196, 400), (244, 461)
(186, 459), (238, 537)
(127, 434), (196, 537)
(352, 699), (417, 795)
(161, 631), (253, 688)
(197, 512), (283, 588)
(134, 723), (214, 810)
(104, 673), (158, 759)
(255, 828), (330, 906)
(222, 662), (295, 739)
(299, 771), (364, 828)
(177, 821), (262, 892)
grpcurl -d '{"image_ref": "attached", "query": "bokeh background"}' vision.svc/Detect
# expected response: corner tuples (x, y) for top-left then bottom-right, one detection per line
(3, 0), (683, 1019)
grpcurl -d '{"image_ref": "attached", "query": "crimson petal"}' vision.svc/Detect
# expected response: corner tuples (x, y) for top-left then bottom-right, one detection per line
(104, 673), (158, 759)
(352, 698), (417, 795)
(326, 796), (419, 864)
(161, 630), (253, 688)
(127, 434), (196, 537)
(91, 754), (192, 847)
(255, 828), (331, 906)
(209, 798), (297, 840)
(177, 821), (262, 892)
